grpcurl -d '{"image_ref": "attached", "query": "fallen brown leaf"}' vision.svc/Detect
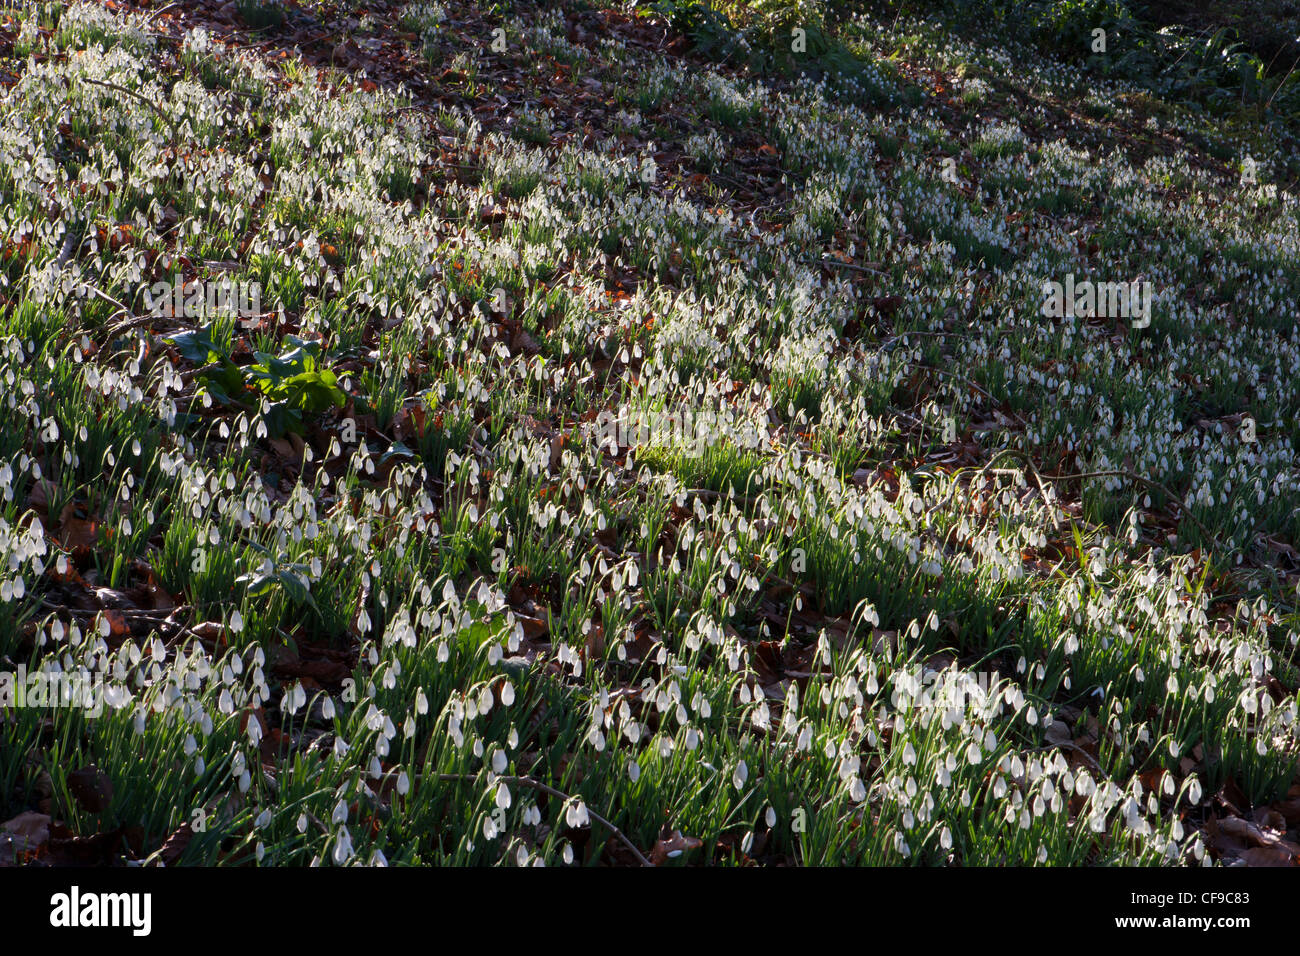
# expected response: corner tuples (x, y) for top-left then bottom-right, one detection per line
(0, 811), (50, 864)
(156, 822), (194, 866)
(67, 765), (114, 813)
(1240, 846), (1295, 866)
(649, 829), (702, 865)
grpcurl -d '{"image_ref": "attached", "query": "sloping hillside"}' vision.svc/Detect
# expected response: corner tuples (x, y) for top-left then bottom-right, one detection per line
(1, 0), (1298, 867)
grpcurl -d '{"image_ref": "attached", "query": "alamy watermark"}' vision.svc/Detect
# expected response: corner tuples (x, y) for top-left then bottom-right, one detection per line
(892, 667), (1003, 716)
(1041, 273), (1153, 327)
(50, 886), (151, 936)
(142, 277), (262, 323)
(0, 663), (130, 719)
(592, 403), (762, 455)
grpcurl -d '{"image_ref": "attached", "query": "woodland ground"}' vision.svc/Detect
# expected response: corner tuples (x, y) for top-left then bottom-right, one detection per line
(1, 0), (1299, 866)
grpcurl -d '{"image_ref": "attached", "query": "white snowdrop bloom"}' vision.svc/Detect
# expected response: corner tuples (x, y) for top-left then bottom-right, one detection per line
(564, 800), (589, 828)
(492, 748), (508, 773)
(796, 725), (812, 751)
(333, 827), (354, 865)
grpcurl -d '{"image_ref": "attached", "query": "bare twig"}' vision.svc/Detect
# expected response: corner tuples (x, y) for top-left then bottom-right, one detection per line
(80, 77), (179, 142)
(54, 228), (79, 270)
(805, 256), (886, 275)
(977, 447), (1225, 554)
(81, 283), (132, 319)
(147, 1), (184, 23)
(103, 312), (163, 338)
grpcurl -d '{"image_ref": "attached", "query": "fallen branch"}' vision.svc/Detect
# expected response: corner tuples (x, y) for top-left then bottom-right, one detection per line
(981, 447), (1225, 554)
(80, 76), (179, 143)
(147, 1), (184, 23)
(805, 256), (886, 275)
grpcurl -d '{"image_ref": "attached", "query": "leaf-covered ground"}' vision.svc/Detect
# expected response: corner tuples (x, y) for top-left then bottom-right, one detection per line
(1, 0), (1299, 866)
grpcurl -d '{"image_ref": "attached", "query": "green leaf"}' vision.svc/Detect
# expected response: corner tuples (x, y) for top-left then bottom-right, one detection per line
(165, 326), (224, 365)
(275, 568), (318, 611)
(235, 571), (277, 598)
(262, 401), (304, 439)
(379, 440), (416, 466)
(199, 359), (247, 405)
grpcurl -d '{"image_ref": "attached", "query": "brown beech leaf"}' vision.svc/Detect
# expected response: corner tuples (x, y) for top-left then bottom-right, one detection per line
(60, 515), (100, 549)
(268, 437), (296, 460)
(872, 295), (904, 316)
(584, 620), (605, 659)
(156, 822), (194, 866)
(1218, 815), (1276, 847)
(1240, 846), (1296, 867)
(93, 586), (136, 610)
(649, 829), (702, 865)
(0, 811), (51, 864)
(67, 765), (114, 813)
(1272, 797), (1300, 825)
(26, 478), (57, 513)
(101, 609), (129, 638)
(134, 562), (176, 612)
(46, 822), (136, 865)
(517, 612), (548, 640)
(1044, 720), (1073, 746)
